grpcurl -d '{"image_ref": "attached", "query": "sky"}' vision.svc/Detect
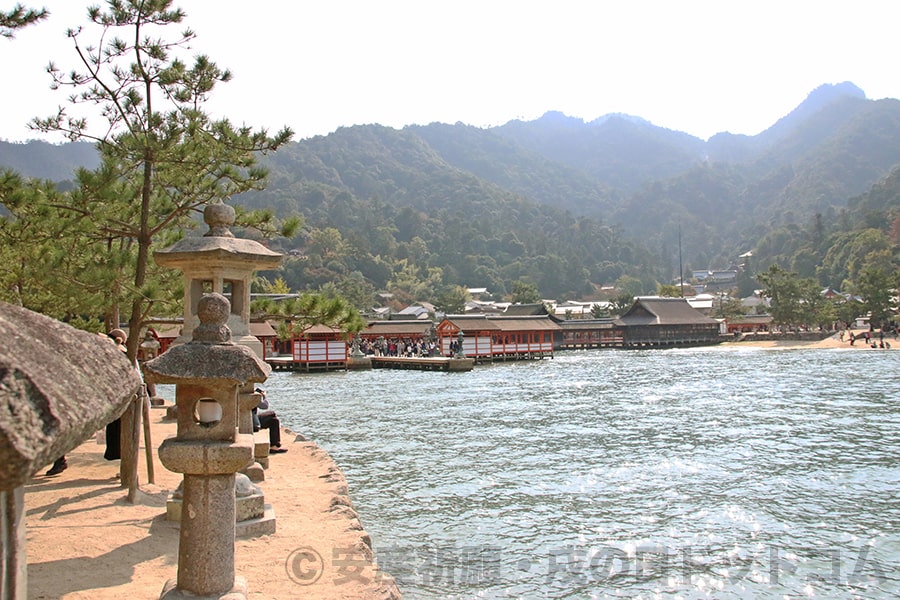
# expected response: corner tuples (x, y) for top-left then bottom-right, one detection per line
(2, 1), (899, 143)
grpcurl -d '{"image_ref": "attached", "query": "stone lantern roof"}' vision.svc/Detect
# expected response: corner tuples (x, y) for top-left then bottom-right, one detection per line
(153, 200), (282, 271)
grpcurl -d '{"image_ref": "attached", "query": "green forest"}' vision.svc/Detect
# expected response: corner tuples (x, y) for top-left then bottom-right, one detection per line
(1, 3), (899, 333)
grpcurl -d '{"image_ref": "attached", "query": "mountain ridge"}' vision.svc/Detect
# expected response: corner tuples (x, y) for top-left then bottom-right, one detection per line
(2, 82), (898, 300)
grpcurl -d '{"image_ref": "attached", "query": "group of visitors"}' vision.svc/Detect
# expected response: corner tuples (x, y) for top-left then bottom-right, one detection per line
(358, 337), (438, 358)
(844, 326), (895, 349)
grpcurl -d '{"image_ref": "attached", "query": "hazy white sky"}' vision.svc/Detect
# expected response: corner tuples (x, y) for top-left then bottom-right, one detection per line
(3, 1), (898, 143)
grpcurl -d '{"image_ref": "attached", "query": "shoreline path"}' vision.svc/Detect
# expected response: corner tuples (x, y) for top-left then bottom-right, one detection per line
(24, 409), (401, 600)
(723, 328), (895, 350)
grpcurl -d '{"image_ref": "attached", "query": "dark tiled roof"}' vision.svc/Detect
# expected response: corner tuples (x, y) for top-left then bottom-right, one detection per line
(615, 298), (720, 326)
(503, 303), (549, 316)
(299, 324), (342, 335)
(440, 316), (503, 332)
(441, 315), (561, 333)
(490, 316), (562, 332)
(556, 319), (619, 331)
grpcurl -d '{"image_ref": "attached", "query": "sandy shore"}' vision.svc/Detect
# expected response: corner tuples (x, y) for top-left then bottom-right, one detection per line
(24, 408), (401, 600)
(722, 329), (896, 350)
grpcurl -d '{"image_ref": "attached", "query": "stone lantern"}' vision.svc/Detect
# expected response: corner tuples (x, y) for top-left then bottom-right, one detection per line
(153, 200), (282, 357)
(143, 293), (269, 600)
(347, 335), (372, 370)
(154, 200), (282, 477)
(1, 301), (142, 600)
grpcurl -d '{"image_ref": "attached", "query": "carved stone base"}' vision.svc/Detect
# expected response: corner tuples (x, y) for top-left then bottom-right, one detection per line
(242, 461), (265, 482)
(347, 356), (373, 370)
(166, 475), (275, 538)
(235, 504), (276, 538)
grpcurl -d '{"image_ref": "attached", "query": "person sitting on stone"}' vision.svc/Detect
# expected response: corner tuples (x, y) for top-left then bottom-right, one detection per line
(253, 387), (287, 454)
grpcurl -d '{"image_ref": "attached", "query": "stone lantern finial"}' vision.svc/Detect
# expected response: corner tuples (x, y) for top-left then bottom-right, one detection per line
(203, 200), (236, 238)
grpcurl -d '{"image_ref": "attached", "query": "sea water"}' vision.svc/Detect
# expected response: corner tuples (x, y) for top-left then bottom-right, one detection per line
(264, 346), (898, 598)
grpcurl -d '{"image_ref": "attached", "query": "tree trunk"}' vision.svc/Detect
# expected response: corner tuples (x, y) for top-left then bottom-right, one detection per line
(119, 138), (155, 498)
(1, 487), (27, 600)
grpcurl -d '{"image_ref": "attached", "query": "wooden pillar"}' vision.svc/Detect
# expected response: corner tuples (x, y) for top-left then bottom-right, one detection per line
(1, 487), (26, 600)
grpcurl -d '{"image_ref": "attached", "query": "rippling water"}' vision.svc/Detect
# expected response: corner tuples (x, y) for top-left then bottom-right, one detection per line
(265, 347), (898, 599)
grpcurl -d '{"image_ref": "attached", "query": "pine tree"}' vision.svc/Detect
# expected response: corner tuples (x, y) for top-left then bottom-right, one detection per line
(28, 0), (293, 494)
(30, 1), (293, 360)
(1, 3), (47, 38)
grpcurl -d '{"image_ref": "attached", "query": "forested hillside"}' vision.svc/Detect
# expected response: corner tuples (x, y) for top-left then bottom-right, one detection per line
(753, 164), (900, 290)
(3, 82), (899, 307)
(0, 140), (98, 184)
(238, 125), (652, 301)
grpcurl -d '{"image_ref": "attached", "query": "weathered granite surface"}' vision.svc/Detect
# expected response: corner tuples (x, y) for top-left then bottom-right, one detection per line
(0, 301), (143, 490)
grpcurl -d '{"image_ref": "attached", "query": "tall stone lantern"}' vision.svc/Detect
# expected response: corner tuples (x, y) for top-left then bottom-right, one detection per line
(143, 293), (269, 600)
(154, 200), (282, 475)
(153, 199), (282, 358)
